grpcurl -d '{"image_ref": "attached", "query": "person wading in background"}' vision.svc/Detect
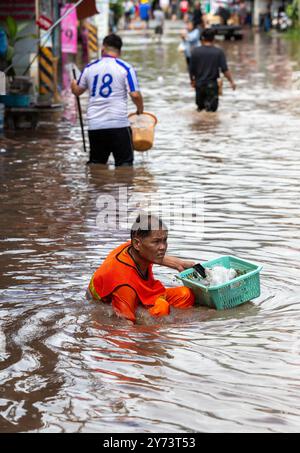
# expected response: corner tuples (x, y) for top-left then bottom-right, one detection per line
(181, 20), (201, 73)
(190, 28), (236, 112)
(153, 5), (165, 42)
(71, 34), (144, 166)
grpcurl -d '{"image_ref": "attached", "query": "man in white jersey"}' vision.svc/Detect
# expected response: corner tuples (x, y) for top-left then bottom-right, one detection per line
(71, 34), (144, 166)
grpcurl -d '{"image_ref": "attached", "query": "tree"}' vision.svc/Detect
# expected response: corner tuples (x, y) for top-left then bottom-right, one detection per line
(286, 0), (300, 28)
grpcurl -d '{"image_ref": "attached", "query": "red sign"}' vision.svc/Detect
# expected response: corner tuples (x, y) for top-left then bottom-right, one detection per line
(36, 15), (53, 31)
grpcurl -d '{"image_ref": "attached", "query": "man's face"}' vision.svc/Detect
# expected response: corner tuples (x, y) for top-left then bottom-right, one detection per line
(133, 230), (168, 264)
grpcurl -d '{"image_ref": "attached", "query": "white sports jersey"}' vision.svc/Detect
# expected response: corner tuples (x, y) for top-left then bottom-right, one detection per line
(78, 56), (140, 130)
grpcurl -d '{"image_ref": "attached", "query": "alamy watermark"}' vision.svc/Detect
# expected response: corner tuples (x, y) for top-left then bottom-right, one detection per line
(95, 188), (204, 237)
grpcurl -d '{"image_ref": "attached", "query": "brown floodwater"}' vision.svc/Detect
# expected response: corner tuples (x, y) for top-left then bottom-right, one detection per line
(1, 24), (300, 432)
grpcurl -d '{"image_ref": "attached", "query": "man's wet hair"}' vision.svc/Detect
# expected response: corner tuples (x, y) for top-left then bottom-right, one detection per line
(201, 28), (216, 42)
(103, 34), (123, 51)
(131, 213), (168, 241)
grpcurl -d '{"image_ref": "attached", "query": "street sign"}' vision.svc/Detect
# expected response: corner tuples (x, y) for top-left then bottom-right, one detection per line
(36, 15), (53, 31)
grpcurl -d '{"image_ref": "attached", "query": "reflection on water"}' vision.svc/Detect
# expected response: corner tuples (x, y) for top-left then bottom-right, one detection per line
(1, 27), (300, 432)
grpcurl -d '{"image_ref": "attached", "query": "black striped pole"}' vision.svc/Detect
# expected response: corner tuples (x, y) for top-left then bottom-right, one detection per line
(38, 47), (54, 97)
(87, 23), (99, 59)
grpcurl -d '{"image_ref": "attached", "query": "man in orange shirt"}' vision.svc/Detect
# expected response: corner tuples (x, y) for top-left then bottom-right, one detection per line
(87, 214), (195, 323)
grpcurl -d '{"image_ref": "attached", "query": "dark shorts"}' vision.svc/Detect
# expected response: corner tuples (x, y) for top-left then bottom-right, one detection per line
(88, 127), (134, 166)
(196, 81), (219, 112)
(155, 25), (163, 35)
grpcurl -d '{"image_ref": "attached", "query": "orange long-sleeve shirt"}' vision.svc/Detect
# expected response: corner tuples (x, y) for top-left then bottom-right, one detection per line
(88, 242), (195, 322)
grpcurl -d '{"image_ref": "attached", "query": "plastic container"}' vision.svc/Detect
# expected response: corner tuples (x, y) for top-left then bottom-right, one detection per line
(0, 103), (4, 131)
(0, 94), (30, 107)
(177, 255), (263, 310)
(128, 112), (157, 152)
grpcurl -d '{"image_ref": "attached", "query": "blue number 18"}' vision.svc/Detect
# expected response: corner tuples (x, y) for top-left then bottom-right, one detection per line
(92, 73), (113, 98)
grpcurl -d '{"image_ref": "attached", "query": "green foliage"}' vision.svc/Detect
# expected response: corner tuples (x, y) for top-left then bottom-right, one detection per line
(283, 27), (300, 39)
(0, 16), (36, 75)
(6, 16), (17, 42)
(286, 4), (298, 21)
(286, 0), (299, 27)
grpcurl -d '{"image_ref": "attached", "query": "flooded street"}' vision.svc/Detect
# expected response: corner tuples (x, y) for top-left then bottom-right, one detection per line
(1, 24), (300, 432)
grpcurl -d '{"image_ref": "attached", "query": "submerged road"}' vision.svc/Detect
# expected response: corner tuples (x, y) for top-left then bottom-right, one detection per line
(0, 23), (300, 432)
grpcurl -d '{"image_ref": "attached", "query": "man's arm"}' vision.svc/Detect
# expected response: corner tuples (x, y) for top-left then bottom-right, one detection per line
(130, 91), (144, 115)
(161, 255), (195, 272)
(223, 70), (236, 90)
(71, 79), (86, 96)
(220, 50), (236, 91)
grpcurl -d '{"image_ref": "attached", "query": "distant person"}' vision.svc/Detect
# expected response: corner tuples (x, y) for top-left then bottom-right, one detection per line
(139, 1), (151, 29)
(124, 0), (135, 29)
(71, 34), (144, 166)
(190, 28), (236, 112)
(134, 0), (140, 18)
(193, 1), (204, 28)
(217, 5), (231, 25)
(170, 0), (178, 20)
(181, 20), (201, 71)
(179, 0), (189, 19)
(153, 6), (165, 41)
(159, 0), (170, 16)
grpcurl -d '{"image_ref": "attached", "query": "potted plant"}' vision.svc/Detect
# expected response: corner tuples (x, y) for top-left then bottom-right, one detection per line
(0, 16), (36, 107)
(0, 16), (37, 75)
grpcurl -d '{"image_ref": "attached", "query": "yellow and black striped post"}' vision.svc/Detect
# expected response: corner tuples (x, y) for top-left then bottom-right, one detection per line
(38, 47), (54, 97)
(87, 23), (99, 60)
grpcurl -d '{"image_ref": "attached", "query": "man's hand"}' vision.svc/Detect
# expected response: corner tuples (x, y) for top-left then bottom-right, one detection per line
(224, 70), (236, 92)
(71, 80), (86, 96)
(175, 259), (196, 272)
(161, 255), (195, 273)
(71, 79), (77, 92)
(191, 80), (196, 89)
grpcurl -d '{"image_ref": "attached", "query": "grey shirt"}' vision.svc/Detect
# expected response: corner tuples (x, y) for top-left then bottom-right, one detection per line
(153, 10), (165, 27)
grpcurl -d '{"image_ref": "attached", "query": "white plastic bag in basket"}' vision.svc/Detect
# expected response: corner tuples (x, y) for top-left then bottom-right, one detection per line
(205, 266), (237, 286)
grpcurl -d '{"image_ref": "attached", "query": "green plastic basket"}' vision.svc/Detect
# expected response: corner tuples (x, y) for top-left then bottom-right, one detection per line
(177, 255), (263, 310)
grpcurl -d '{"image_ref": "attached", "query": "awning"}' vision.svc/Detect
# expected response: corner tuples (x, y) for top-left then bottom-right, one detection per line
(0, 0), (35, 21)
